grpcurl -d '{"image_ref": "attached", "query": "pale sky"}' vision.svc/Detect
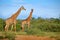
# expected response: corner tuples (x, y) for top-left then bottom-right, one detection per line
(0, 0), (60, 19)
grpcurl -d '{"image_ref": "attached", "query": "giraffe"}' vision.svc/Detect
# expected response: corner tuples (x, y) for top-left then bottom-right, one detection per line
(5, 6), (26, 31)
(21, 9), (33, 31)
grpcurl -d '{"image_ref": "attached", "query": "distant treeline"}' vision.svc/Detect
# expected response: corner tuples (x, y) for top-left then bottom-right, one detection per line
(0, 17), (60, 32)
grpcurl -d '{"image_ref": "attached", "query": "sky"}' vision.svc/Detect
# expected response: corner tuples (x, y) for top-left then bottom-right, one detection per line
(0, 0), (60, 19)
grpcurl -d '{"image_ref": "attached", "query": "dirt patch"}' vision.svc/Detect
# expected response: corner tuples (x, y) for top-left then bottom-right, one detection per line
(15, 35), (56, 40)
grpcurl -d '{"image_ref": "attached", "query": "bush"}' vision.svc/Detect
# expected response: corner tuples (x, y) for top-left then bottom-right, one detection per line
(4, 32), (16, 40)
(31, 18), (60, 32)
(0, 18), (60, 32)
(26, 28), (41, 35)
(0, 18), (5, 31)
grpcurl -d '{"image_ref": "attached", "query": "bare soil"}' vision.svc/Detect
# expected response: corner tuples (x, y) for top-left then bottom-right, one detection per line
(15, 35), (56, 40)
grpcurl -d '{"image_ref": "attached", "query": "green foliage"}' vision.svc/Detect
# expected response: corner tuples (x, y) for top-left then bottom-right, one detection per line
(0, 36), (4, 39)
(31, 17), (60, 32)
(0, 18), (5, 31)
(0, 31), (15, 40)
(0, 17), (60, 35)
(4, 32), (15, 40)
(26, 28), (40, 35)
(37, 23), (60, 32)
(16, 20), (22, 31)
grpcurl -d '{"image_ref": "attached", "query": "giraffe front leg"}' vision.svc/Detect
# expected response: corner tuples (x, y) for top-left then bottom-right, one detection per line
(14, 20), (16, 32)
(14, 24), (16, 32)
(14, 26), (16, 32)
(5, 25), (9, 31)
(11, 24), (13, 31)
(22, 23), (24, 31)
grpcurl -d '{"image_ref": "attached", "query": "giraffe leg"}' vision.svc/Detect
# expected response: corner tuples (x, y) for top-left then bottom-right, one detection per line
(14, 25), (16, 31)
(28, 22), (30, 29)
(5, 25), (7, 31)
(14, 20), (16, 32)
(5, 24), (9, 31)
(22, 23), (24, 31)
(11, 24), (13, 31)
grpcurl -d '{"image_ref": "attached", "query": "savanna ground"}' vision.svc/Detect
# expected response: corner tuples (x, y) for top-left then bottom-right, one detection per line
(0, 17), (60, 40)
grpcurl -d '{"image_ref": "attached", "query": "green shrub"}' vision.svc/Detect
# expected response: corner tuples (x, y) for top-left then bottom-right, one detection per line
(0, 18), (5, 31)
(4, 32), (16, 40)
(0, 18), (60, 32)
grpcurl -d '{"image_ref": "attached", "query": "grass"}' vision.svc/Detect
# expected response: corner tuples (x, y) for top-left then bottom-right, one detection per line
(0, 31), (60, 40)
(1, 31), (60, 36)
(0, 31), (16, 40)
(15, 31), (27, 35)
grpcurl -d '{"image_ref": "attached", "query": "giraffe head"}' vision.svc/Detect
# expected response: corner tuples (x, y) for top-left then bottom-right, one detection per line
(31, 9), (33, 12)
(20, 6), (26, 11)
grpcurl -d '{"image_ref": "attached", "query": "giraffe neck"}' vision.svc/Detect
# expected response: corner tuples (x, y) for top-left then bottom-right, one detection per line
(11, 8), (21, 20)
(26, 11), (33, 21)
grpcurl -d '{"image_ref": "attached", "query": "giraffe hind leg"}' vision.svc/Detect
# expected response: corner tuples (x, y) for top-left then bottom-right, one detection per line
(28, 22), (30, 29)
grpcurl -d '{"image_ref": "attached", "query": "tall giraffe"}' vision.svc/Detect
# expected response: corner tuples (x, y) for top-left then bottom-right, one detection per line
(5, 6), (26, 31)
(21, 9), (33, 31)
